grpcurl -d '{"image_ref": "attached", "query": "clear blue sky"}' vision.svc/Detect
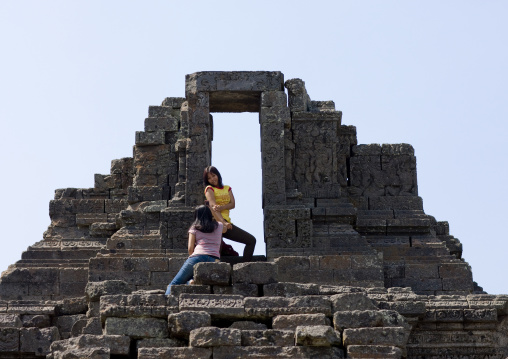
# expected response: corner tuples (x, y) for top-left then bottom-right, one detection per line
(1, 1), (507, 293)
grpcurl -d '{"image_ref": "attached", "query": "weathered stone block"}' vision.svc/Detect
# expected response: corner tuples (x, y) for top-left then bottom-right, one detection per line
(232, 262), (277, 285)
(138, 347), (212, 359)
(272, 313), (330, 330)
(333, 310), (409, 331)
(127, 186), (164, 202)
(170, 284), (211, 296)
(179, 294), (245, 318)
(48, 334), (131, 357)
(274, 256), (310, 271)
(189, 327), (241, 347)
(20, 327), (60, 356)
(71, 317), (101, 336)
(463, 308), (497, 322)
(0, 314), (22, 328)
(186, 71), (283, 95)
(167, 311), (211, 339)
(295, 325), (341, 346)
(136, 131), (166, 146)
(212, 346), (345, 358)
(55, 298), (88, 316)
(285, 78), (310, 112)
(352, 144), (382, 156)
(264, 282), (319, 297)
(100, 293), (176, 320)
(90, 222), (117, 237)
(136, 337), (186, 349)
(213, 283), (258, 297)
(347, 345), (402, 359)
(194, 262), (231, 285)
(342, 327), (409, 347)
(244, 296), (331, 319)
(241, 329), (294, 346)
(53, 314), (86, 339)
(377, 301), (426, 316)
(104, 317), (168, 339)
(369, 196), (423, 211)
(229, 321), (267, 330)
(319, 285), (365, 296)
(21, 314), (51, 328)
(466, 294), (508, 315)
(85, 280), (132, 302)
(330, 293), (378, 312)
(0, 328), (19, 352)
(50, 214), (77, 227)
(144, 117), (179, 132)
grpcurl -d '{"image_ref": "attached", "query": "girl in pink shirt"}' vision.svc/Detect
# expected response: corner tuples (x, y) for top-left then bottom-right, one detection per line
(165, 204), (227, 295)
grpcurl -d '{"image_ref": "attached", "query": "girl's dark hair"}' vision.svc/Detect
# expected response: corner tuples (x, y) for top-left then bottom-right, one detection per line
(191, 204), (218, 233)
(203, 166), (223, 187)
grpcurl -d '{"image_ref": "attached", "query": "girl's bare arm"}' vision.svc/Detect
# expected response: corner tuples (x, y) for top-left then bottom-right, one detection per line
(188, 233), (196, 256)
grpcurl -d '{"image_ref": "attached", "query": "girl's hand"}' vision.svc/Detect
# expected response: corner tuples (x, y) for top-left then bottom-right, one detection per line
(212, 204), (221, 212)
(225, 222), (232, 230)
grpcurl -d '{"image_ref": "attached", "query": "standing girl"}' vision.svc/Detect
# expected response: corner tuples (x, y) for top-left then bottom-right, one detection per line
(165, 204), (228, 295)
(203, 166), (256, 261)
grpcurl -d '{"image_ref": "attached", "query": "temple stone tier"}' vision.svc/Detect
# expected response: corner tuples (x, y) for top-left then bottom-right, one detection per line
(0, 71), (502, 358)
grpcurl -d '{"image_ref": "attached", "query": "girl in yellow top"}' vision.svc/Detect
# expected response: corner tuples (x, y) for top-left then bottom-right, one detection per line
(203, 166), (256, 261)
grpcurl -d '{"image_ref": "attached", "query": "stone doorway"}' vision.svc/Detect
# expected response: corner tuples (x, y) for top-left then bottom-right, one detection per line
(183, 72), (288, 258)
(209, 112), (264, 256)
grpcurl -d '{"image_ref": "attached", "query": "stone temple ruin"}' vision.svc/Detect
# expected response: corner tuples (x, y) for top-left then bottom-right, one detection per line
(1, 71), (507, 358)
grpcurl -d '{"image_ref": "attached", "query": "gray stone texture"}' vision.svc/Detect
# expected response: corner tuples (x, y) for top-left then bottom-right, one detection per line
(330, 292), (379, 312)
(179, 294), (245, 318)
(342, 326), (410, 347)
(244, 296), (332, 319)
(48, 334), (131, 358)
(104, 317), (168, 339)
(167, 311), (211, 339)
(100, 292), (178, 320)
(295, 325), (341, 347)
(189, 326), (241, 347)
(229, 321), (267, 330)
(240, 329), (294, 346)
(212, 346), (345, 358)
(138, 347), (212, 359)
(194, 262), (231, 286)
(232, 262), (277, 285)
(272, 313), (331, 330)
(333, 310), (410, 331)
(347, 345), (402, 359)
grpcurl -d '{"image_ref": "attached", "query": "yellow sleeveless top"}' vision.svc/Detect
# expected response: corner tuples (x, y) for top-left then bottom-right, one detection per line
(205, 185), (232, 223)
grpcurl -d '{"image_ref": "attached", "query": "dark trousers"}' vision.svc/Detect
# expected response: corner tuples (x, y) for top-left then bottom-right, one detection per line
(223, 224), (256, 261)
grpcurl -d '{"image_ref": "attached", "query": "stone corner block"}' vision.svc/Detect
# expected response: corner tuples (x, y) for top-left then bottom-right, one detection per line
(194, 262), (231, 285)
(232, 262), (278, 285)
(85, 280), (132, 302)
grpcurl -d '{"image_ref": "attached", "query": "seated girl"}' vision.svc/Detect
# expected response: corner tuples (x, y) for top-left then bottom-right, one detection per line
(165, 203), (230, 295)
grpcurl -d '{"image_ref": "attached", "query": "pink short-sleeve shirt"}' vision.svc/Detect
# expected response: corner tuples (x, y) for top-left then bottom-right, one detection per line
(189, 222), (223, 258)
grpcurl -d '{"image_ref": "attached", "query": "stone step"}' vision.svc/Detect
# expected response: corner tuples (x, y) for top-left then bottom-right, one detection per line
(15, 258), (89, 266)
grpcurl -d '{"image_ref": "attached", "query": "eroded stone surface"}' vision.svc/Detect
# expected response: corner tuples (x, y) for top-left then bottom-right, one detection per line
(167, 311), (211, 339)
(189, 327), (241, 347)
(295, 325), (341, 347)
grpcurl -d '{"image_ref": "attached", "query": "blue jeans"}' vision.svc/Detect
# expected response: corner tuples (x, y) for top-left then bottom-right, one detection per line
(165, 255), (218, 295)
